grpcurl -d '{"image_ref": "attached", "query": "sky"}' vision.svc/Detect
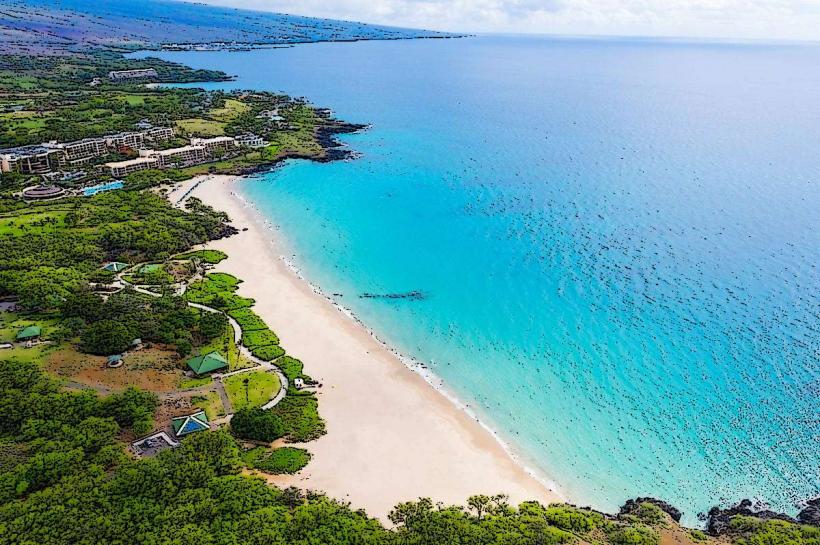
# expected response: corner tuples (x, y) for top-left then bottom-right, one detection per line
(198, 0), (820, 42)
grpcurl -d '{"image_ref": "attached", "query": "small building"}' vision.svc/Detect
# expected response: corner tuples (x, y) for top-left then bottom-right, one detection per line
(293, 377), (305, 390)
(107, 354), (123, 368)
(16, 326), (41, 341)
(132, 432), (179, 456)
(135, 119), (154, 130)
(186, 351), (229, 375)
(235, 133), (266, 149)
(108, 68), (158, 81)
(256, 109), (283, 121)
(102, 262), (129, 273)
(22, 185), (66, 201)
(172, 410), (210, 437)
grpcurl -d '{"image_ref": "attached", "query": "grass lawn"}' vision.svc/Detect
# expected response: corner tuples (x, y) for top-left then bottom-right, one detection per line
(224, 370), (280, 411)
(0, 211), (68, 236)
(191, 390), (225, 420)
(176, 118), (226, 137)
(119, 94), (146, 106)
(210, 99), (249, 122)
(179, 375), (213, 390)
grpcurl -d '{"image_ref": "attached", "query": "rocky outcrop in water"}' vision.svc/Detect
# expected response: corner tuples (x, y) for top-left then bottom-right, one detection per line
(620, 498), (682, 523)
(797, 498), (820, 526)
(705, 499), (799, 535)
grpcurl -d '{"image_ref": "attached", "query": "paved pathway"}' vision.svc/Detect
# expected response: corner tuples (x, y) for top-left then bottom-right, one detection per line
(113, 259), (289, 421)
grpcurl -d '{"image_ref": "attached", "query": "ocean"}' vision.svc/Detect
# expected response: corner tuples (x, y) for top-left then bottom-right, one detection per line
(145, 35), (820, 523)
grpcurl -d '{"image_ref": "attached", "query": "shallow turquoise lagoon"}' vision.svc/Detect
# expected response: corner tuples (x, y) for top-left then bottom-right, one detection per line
(146, 36), (820, 523)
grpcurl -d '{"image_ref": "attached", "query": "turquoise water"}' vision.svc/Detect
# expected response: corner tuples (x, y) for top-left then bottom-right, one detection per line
(83, 181), (124, 196)
(147, 36), (819, 522)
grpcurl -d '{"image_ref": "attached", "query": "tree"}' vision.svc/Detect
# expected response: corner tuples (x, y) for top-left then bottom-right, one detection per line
(80, 319), (132, 355)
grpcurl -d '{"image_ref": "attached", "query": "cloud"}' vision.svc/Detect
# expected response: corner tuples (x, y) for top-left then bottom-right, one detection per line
(199, 0), (820, 41)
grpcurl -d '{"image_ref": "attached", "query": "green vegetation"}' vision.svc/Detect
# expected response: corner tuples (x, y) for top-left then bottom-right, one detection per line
(176, 249), (228, 264)
(224, 370), (281, 411)
(230, 406), (285, 442)
(727, 517), (820, 545)
(0, 191), (230, 311)
(180, 375), (213, 389)
(242, 446), (311, 474)
(268, 394), (325, 442)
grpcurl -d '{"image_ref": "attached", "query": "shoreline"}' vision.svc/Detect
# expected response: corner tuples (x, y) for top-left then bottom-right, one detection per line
(171, 174), (565, 520)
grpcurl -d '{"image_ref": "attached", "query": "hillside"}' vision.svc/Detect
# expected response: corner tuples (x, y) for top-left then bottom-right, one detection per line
(0, 0), (453, 54)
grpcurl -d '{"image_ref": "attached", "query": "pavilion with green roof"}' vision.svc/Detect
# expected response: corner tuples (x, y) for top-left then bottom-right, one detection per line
(102, 262), (129, 273)
(186, 351), (228, 375)
(16, 325), (41, 341)
(171, 410), (210, 437)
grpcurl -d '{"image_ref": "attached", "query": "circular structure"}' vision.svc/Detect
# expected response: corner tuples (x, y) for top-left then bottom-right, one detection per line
(22, 185), (66, 200)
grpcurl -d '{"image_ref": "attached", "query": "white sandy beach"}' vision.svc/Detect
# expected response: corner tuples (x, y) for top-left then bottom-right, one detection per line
(169, 174), (562, 520)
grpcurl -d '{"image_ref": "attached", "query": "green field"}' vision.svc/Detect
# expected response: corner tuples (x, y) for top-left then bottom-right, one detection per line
(176, 118), (225, 136)
(223, 370), (280, 411)
(0, 211), (68, 236)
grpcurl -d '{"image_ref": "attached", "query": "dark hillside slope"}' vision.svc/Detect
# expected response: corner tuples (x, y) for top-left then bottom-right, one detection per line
(0, 0), (453, 54)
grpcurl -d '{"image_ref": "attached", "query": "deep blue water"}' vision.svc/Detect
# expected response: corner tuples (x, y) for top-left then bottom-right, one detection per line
(146, 36), (820, 522)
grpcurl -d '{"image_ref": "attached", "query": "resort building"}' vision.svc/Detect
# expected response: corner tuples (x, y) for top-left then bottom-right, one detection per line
(45, 137), (108, 165)
(235, 133), (267, 148)
(106, 131), (145, 151)
(142, 145), (207, 167)
(145, 126), (174, 141)
(0, 145), (65, 174)
(108, 68), (158, 80)
(172, 411), (210, 437)
(104, 156), (158, 177)
(186, 351), (229, 375)
(190, 136), (237, 154)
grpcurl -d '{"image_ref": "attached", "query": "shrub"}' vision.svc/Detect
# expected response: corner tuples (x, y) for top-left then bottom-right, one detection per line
(230, 407), (284, 442)
(242, 329), (279, 348)
(634, 503), (666, 526)
(269, 394), (324, 442)
(252, 344), (285, 362)
(545, 505), (605, 533)
(248, 447), (311, 474)
(228, 308), (268, 331)
(607, 525), (659, 545)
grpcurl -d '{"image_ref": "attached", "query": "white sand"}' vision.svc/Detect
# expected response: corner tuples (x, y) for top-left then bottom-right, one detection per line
(175, 175), (562, 520)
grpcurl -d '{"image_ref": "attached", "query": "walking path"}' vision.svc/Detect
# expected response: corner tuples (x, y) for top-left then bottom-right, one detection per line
(113, 259), (289, 422)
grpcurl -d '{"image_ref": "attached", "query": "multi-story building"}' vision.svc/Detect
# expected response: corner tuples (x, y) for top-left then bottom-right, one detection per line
(0, 146), (65, 174)
(104, 156), (158, 178)
(140, 145), (207, 168)
(145, 126), (174, 141)
(108, 69), (158, 80)
(106, 132), (145, 151)
(235, 133), (266, 148)
(44, 138), (108, 166)
(190, 136), (237, 154)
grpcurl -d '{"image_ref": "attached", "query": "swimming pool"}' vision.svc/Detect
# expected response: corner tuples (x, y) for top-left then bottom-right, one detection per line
(83, 180), (124, 196)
